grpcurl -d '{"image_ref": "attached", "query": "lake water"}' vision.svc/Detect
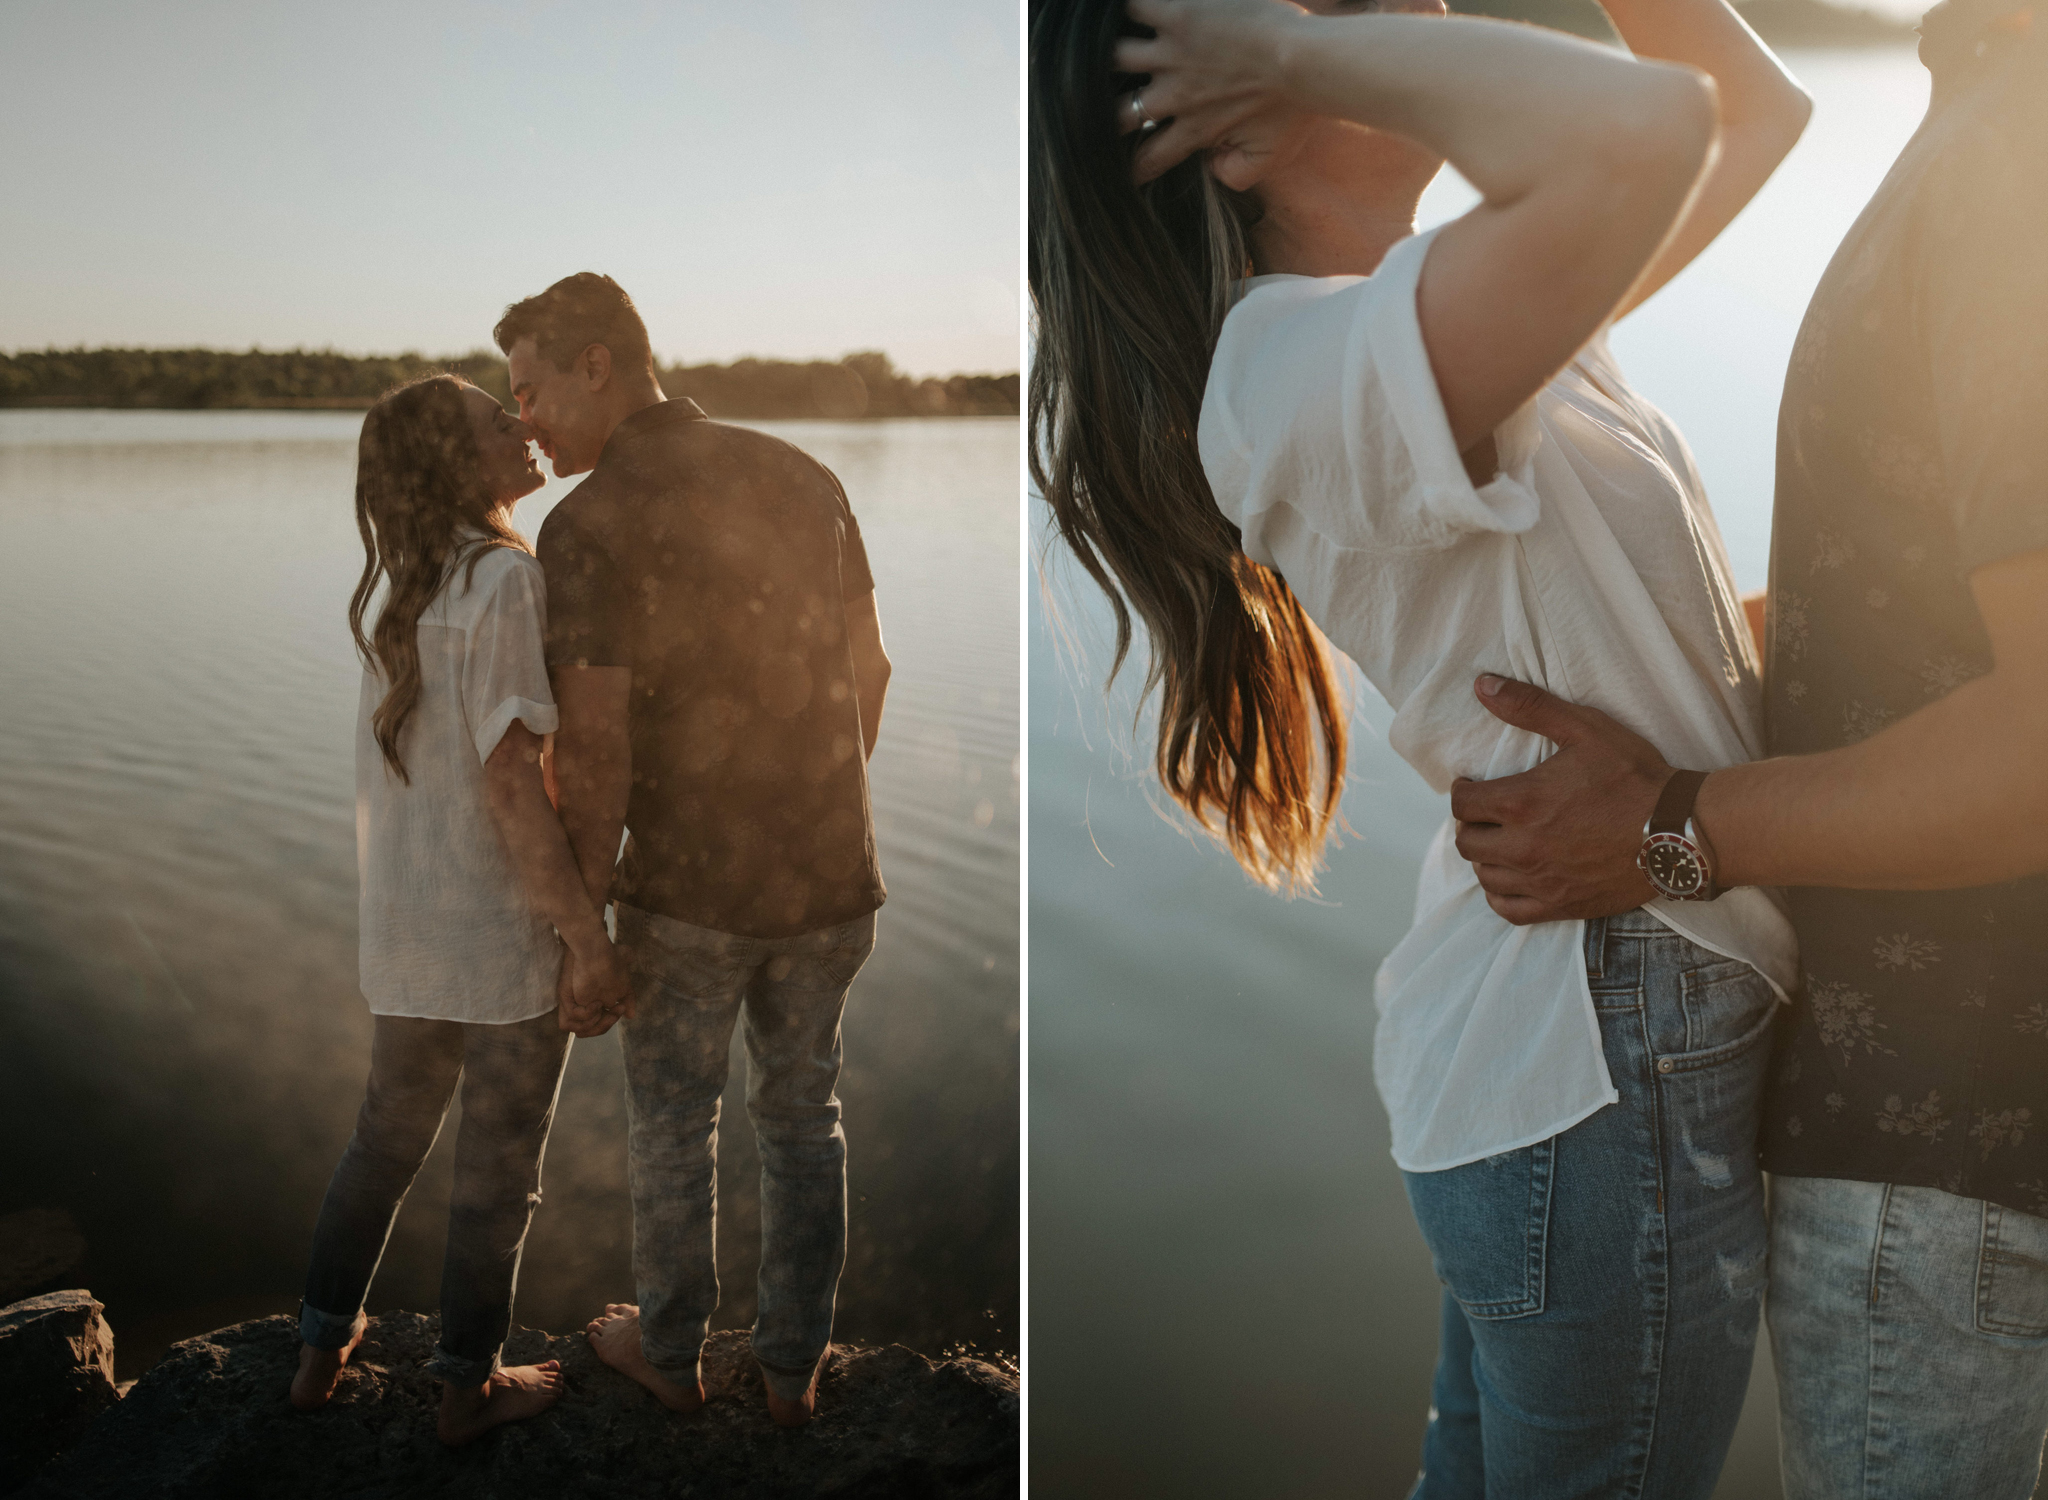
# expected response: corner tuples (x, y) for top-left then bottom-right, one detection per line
(0, 412), (1018, 1379)
(1030, 50), (1947, 1499)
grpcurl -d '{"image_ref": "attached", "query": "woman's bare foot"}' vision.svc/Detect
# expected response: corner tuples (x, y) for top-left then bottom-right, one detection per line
(585, 1304), (704, 1414)
(763, 1360), (822, 1429)
(289, 1311), (369, 1411)
(436, 1361), (564, 1447)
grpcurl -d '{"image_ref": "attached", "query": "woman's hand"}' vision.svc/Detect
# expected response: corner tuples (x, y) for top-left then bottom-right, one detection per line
(1113, 0), (1314, 186)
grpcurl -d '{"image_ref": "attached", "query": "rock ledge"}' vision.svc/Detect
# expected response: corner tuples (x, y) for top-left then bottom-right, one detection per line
(18, 1311), (1017, 1499)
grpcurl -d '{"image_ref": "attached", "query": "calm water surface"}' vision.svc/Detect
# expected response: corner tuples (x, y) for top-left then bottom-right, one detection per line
(1032, 51), (1950, 1499)
(0, 412), (1018, 1378)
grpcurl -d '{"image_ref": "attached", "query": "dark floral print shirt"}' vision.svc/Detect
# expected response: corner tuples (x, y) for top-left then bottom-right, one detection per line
(537, 400), (885, 939)
(1758, 21), (2048, 1215)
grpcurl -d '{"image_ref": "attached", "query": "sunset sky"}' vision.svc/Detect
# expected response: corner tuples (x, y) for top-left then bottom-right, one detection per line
(0, 0), (1019, 375)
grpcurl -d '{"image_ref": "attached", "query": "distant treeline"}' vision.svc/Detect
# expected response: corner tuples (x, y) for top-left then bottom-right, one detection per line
(1454, 0), (1916, 43)
(0, 347), (1019, 420)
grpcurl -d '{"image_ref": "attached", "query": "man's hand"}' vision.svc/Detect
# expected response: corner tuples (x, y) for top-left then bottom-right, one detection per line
(1449, 675), (1671, 924)
(555, 944), (632, 1038)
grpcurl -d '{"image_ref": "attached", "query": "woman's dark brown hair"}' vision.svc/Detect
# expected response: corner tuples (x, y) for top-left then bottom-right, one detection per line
(348, 375), (529, 782)
(1029, 0), (1348, 890)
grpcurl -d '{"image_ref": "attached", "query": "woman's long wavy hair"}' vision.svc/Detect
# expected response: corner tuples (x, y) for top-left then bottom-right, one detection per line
(1029, 0), (1348, 891)
(348, 374), (528, 783)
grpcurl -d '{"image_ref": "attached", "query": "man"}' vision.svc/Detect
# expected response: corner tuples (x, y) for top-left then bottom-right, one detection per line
(1442, 5), (2048, 1492)
(493, 272), (891, 1428)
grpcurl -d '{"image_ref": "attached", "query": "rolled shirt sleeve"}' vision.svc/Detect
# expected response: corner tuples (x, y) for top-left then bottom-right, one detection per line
(837, 478), (875, 596)
(1199, 225), (1543, 565)
(460, 552), (559, 764)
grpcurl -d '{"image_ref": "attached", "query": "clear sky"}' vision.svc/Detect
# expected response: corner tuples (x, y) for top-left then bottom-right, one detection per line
(0, 0), (1020, 375)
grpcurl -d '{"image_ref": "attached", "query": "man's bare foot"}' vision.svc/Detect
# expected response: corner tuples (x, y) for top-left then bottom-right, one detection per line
(289, 1311), (368, 1411)
(763, 1357), (823, 1430)
(436, 1362), (564, 1447)
(585, 1303), (703, 1414)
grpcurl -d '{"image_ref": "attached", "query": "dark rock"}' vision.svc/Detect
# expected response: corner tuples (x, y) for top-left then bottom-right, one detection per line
(0, 1290), (119, 1495)
(23, 1313), (1018, 1499)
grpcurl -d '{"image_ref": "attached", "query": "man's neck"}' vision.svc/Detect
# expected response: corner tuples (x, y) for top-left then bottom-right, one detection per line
(593, 379), (670, 456)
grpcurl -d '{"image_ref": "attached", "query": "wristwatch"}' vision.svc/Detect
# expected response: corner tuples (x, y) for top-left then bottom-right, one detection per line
(1637, 768), (1721, 902)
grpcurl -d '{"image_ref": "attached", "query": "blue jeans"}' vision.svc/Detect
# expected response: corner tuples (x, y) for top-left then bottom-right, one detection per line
(1401, 910), (1778, 1499)
(300, 1010), (572, 1386)
(615, 902), (875, 1401)
(1770, 1175), (2048, 1499)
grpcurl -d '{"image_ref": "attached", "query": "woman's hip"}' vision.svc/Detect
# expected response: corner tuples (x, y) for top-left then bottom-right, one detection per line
(1399, 916), (1777, 1455)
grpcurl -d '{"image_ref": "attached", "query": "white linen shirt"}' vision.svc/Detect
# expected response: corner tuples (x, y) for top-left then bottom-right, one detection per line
(1198, 226), (1800, 1173)
(356, 545), (563, 1023)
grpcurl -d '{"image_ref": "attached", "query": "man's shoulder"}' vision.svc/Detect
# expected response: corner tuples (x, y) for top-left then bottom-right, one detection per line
(535, 469), (631, 558)
(693, 419), (842, 495)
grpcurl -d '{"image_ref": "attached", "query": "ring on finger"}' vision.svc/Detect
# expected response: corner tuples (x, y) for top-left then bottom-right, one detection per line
(1130, 92), (1156, 131)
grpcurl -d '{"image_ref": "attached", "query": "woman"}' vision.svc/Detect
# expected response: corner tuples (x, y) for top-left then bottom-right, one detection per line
(1031, 0), (1808, 1492)
(287, 375), (631, 1446)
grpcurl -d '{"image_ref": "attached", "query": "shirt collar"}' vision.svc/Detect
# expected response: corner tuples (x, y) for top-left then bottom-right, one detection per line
(595, 397), (708, 471)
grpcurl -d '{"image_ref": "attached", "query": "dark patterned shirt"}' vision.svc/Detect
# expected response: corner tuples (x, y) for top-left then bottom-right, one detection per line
(1759, 20), (2048, 1214)
(536, 399), (885, 939)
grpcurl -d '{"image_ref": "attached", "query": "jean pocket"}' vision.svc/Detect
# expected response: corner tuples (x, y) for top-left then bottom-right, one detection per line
(1977, 1203), (2048, 1337)
(810, 917), (876, 987)
(617, 911), (748, 998)
(1677, 959), (1778, 1057)
(1402, 1139), (1555, 1321)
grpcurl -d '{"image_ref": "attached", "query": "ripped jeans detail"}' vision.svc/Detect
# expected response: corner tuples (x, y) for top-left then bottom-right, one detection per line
(1401, 908), (1777, 1500)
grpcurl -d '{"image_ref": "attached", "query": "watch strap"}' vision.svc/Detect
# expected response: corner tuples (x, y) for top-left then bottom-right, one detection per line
(1649, 769), (1710, 837)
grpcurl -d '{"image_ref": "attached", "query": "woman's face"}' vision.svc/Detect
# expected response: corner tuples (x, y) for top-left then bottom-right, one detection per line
(461, 385), (544, 509)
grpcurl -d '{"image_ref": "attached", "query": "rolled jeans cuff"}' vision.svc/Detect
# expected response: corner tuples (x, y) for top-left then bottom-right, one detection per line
(425, 1342), (500, 1387)
(298, 1301), (361, 1351)
(756, 1352), (822, 1403)
(642, 1342), (703, 1395)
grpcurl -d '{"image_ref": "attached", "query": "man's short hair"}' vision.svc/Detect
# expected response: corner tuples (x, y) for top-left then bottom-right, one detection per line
(493, 272), (654, 376)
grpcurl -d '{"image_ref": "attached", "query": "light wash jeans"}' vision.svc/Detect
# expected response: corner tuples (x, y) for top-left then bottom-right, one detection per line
(1770, 1175), (2048, 1499)
(1401, 909), (1779, 1499)
(614, 902), (875, 1401)
(299, 1010), (572, 1386)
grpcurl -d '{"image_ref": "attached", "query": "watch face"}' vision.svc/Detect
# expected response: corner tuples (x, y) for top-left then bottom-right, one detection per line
(1641, 835), (1705, 897)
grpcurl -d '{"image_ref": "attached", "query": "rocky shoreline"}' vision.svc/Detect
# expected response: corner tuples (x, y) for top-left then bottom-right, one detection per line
(1, 1292), (1018, 1499)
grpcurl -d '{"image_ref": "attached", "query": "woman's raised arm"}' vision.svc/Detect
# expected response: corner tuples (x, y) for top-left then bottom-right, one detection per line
(1599, 0), (1811, 318)
(1117, 0), (1719, 452)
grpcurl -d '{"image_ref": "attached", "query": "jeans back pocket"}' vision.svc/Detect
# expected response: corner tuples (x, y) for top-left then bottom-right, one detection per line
(1402, 1139), (1555, 1321)
(1978, 1202), (2048, 1338)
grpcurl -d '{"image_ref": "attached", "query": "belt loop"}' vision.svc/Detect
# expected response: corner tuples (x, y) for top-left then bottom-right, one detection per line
(1583, 917), (1606, 980)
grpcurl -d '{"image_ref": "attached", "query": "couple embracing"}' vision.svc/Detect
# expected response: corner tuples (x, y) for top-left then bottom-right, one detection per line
(286, 273), (892, 1444)
(1033, 0), (2048, 1492)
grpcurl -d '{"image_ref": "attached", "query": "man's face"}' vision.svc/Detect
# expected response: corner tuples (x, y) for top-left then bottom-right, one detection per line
(506, 336), (607, 478)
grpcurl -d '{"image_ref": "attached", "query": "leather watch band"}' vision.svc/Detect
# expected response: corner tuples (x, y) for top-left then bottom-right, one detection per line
(1649, 768), (1710, 837)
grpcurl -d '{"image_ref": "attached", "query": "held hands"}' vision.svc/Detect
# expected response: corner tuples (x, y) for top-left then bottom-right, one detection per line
(555, 935), (634, 1038)
(1113, 0), (1315, 186)
(1450, 675), (1670, 924)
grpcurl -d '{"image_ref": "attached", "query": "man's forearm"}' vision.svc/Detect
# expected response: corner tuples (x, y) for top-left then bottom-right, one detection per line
(553, 734), (630, 908)
(1701, 669), (2048, 890)
(858, 667), (888, 760)
(549, 665), (634, 910)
